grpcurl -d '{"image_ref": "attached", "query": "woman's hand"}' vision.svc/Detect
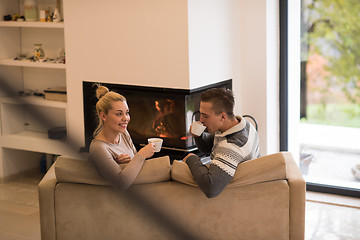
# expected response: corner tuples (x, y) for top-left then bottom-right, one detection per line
(116, 154), (131, 164)
(138, 143), (155, 159)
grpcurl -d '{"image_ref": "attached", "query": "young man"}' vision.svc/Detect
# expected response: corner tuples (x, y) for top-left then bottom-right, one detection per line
(183, 88), (260, 198)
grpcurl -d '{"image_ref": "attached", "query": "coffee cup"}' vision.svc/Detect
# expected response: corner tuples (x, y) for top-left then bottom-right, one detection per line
(191, 121), (206, 136)
(148, 138), (163, 152)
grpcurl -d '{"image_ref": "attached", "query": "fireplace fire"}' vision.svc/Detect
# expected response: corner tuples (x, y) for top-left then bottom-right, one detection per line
(82, 80), (232, 156)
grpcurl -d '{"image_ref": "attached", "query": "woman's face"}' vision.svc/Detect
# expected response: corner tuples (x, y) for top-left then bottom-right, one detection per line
(101, 101), (130, 134)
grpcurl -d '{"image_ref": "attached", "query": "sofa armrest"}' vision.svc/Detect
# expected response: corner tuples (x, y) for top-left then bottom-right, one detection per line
(283, 152), (306, 240)
(38, 164), (57, 240)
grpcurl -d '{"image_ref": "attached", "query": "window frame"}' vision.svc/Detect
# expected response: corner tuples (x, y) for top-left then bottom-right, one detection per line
(279, 0), (360, 198)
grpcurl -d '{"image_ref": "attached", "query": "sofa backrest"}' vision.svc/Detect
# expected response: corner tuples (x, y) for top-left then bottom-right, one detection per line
(54, 155), (171, 185)
(171, 152), (289, 188)
(54, 152), (293, 189)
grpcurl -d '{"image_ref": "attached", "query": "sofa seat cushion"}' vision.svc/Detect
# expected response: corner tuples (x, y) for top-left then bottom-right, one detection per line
(55, 155), (171, 185)
(171, 152), (288, 187)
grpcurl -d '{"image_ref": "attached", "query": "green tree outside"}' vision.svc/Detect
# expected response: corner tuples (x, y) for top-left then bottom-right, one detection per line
(301, 0), (360, 128)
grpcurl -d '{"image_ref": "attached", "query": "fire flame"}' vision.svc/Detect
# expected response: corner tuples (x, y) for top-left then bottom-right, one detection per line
(152, 99), (176, 137)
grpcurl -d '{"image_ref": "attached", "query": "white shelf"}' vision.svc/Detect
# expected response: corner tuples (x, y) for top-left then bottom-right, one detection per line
(1, 96), (67, 109)
(0, 58), (66, 69)
(0, 131), (74, 156)
(0, 0), (69, 180)
(0, 21), (64, 28)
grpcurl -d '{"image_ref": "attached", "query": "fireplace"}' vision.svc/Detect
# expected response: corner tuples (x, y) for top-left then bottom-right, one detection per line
(82, 80), (232, 158)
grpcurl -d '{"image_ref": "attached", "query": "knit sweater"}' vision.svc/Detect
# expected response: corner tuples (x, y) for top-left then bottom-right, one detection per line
(89, 130), (146, 191)
(186, 115), (260, 198)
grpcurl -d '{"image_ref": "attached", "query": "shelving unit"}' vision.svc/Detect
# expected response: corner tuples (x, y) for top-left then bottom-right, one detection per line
(0, 0), (69, 180)
(0, 95), (67, 109)
(0, 131), (71, 155)
(0, 21), (64, 28)
(0, 58), (65, 69)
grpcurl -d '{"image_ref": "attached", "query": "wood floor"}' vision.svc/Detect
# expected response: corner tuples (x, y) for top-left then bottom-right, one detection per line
(0, 200), (40, 240)
(0, 173), (359, 240)
(0, 173), (43, 240)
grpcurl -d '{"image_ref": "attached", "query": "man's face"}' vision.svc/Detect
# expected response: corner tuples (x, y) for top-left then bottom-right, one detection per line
(199, 101), (223, 134)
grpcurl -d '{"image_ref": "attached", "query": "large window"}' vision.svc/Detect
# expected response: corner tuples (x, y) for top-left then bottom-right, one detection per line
(281, 0), (360, 197)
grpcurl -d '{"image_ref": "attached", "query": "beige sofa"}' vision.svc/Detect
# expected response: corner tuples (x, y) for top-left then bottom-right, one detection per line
(38, 152), (305, 240)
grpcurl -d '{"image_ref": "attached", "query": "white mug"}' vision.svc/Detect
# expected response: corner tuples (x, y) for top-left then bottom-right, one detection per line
(148, 138), (163, 152)
(191, 121), (206, 136)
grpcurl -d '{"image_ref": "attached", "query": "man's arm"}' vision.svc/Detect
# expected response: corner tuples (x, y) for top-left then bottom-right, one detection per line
(193, 132), (214, 154)
(184, 154), (232, 198)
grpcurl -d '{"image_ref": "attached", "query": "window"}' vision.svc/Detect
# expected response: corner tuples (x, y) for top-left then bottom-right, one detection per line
(280, 0), (360, 197)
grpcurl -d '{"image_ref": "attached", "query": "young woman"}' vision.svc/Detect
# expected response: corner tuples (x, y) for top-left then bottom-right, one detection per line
(89, 85), (155, 191)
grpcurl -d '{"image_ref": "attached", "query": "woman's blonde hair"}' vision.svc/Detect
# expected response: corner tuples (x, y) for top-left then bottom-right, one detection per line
(93, 84), (127, 138)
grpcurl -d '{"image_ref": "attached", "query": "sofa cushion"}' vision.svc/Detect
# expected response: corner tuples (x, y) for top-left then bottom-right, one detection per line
(55, 155), (171, 186)
(171, 152), (288, 187)
(171, 160), (198, 187)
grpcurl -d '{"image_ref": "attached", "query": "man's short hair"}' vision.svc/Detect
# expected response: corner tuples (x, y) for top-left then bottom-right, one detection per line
(200, 88), (235, 118)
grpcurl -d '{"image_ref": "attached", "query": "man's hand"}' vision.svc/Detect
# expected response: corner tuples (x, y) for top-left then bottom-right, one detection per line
(183, 153), (196, 163)
(116, 154), (131, 164)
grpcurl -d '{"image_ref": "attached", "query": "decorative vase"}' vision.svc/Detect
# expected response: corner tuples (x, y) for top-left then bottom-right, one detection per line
(52, 0), (62, 22)
(33, 44), (45, 60)
(24, 0), (38, 21)
(52, 8), (61, 22)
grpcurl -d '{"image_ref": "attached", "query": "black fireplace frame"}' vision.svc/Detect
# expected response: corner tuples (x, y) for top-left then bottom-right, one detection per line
(82, 79), (232, 157)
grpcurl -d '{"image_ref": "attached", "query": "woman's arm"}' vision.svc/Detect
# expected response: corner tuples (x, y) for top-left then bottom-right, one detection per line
(115, 143), (154, 190)
(89, 142), (153, 191)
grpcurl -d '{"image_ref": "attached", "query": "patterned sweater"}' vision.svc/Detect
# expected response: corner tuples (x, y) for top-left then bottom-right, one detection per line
(186, 115), (260, 198)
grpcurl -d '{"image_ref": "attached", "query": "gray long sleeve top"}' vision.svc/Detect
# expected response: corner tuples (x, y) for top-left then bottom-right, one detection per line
(89, 131), (145, 191)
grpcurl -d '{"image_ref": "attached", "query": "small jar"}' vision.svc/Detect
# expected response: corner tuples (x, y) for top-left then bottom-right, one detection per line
(24, 0), (38, 21)
(33, 44), (45, 60)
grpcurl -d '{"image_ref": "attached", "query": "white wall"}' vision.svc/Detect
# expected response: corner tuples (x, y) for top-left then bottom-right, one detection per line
(287, 0), (301, 162)
(64, 0), (280, 155)
(64, 0), (189, 88)
(64, 0), (190, 149)
(265, 0), (280, 155)
(187, 0), (234, 89)
(233, 0), (279, 156)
